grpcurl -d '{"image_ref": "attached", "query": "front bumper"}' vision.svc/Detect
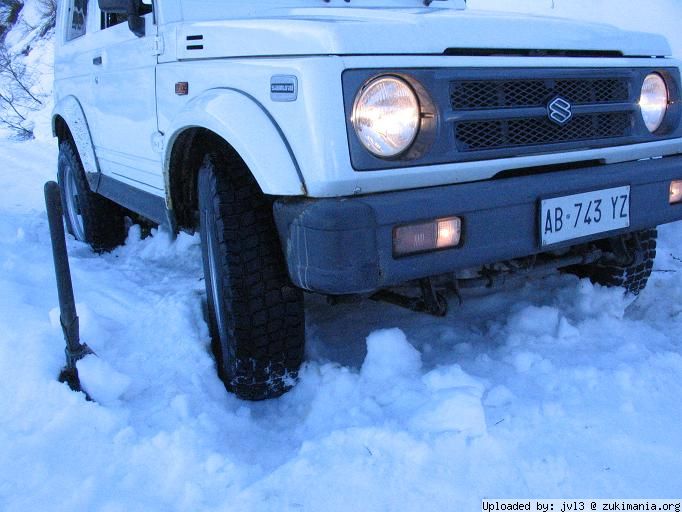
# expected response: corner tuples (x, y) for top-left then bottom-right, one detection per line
(273, 155), (682, 295)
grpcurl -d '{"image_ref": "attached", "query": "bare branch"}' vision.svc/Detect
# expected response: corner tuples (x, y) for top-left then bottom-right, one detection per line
(0, 39), (46, 138)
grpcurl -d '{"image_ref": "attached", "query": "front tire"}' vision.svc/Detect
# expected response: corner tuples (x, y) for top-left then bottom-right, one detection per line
(197, 147), (305, 400)
(57, 140), (126, 251)
(566, 228), (657, 295)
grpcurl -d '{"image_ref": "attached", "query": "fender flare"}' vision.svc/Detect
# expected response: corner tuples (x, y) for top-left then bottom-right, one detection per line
(52, 95), (101, 191)
(163, 88), (306, 197)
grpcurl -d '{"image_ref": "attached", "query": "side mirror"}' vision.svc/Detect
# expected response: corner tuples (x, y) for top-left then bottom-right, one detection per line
(98, 0), (146, 38)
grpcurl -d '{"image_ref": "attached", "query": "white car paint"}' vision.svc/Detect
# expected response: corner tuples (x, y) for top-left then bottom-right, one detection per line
(168, 8), (670, 60)
(53, 0), (681, 204)
(51, 95), (101, 189)
(54, 0), (163, 197)
(162, 88), (307, 196)
(88, 13), (163, 194)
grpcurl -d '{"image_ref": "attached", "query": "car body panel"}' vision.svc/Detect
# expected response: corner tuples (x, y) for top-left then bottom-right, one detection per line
(161, 87), (307, 197)
(159, 4), (671, 59)
(88, 14), (164, 196)
(52, 95), (101, 190)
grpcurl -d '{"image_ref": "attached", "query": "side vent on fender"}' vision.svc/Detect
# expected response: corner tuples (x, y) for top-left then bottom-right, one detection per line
(186, 35), (204, 51)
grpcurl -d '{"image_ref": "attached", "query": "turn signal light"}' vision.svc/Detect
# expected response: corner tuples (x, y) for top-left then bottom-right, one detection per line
(670, 180), (682, 204)
(393, 217), (461, 256)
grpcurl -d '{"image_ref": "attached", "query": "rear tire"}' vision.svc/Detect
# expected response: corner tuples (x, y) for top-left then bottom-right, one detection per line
(57, 140), (126, 252)
(566, 228), (657, 295)
(197, 146), (305, 401)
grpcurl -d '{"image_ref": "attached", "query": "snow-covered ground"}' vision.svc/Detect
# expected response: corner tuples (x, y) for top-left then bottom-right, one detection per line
(2, 2), (682, 511)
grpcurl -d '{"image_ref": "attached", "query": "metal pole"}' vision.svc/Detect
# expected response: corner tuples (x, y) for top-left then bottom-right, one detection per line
(44, 181), (92, 391)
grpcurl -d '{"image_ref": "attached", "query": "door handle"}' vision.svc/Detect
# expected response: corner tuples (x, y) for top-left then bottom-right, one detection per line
(92, 56), (102, 66)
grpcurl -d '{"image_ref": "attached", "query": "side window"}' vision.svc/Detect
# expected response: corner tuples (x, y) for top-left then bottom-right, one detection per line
(66, 0), (88, 41)
(101, 1), (153, 30)
(101, 12), (128, 29)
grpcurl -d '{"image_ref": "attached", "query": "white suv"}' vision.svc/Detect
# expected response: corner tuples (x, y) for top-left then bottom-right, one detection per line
(53, 0), (682, 399)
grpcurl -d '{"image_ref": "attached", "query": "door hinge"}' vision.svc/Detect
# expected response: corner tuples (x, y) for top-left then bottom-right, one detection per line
(153, 35), (164, 56)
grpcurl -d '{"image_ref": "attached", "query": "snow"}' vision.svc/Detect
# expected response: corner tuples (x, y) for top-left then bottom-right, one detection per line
(76, 354), (132, 405)
(1, 1), (682, 511)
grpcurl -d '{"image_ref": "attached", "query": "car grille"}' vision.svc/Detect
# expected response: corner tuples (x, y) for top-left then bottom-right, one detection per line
(450, 78), (630, 110)
(450, 75), (634, 153)
(456, 113), (632, 151)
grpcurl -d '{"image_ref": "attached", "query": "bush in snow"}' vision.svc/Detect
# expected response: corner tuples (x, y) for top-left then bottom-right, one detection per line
(0, 40), (44, 139)
(0, 0), (24, 40)
(34, 0), (56, 36)
(18, 0), (56, 38)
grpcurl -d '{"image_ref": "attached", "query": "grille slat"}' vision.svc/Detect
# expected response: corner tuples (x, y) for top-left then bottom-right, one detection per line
(450, 78), (630, 110)
(456, 113), (632, 151)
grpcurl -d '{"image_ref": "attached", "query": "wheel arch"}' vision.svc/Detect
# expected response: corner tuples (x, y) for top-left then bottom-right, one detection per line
(52, 96), (101, 191)
(164, 88), (307, 231)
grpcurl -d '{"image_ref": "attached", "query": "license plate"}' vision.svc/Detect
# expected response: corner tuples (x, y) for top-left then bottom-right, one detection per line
(540, 186), (630, 246)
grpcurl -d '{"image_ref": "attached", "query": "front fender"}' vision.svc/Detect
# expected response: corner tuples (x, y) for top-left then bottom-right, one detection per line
(164, 88), (306, 196)
(52, 96), (101, 191)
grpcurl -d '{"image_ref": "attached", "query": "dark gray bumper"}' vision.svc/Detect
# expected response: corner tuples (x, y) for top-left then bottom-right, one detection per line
(274, 155), (682, 294)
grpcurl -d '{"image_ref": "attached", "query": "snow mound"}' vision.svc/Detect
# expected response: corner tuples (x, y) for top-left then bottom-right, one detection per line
(360, 328), (422, 385)
(77, 354), (132, 405)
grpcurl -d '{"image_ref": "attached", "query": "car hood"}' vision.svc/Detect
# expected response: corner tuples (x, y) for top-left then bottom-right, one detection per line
(174, 7), (671, 60)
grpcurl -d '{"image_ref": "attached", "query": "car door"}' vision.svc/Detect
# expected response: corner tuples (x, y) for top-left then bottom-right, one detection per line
(88, 1), (164, 196)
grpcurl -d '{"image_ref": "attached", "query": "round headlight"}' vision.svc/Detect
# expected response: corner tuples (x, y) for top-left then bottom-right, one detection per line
(351, 76), (420, 158)
(640, 73), (668, 133)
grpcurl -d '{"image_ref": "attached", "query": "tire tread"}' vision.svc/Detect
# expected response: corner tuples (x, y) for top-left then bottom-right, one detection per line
(568, 228), (657, 295)
(198, 147), (304, 401)
(57, 140), (126, 252)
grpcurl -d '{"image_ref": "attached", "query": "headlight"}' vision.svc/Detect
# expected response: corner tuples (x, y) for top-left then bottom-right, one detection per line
(640, 73), (668, 133)
(351, 76), (420, 158)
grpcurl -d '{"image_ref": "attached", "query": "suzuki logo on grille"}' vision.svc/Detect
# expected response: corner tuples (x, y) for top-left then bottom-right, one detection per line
(547, 96), (573, 125)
